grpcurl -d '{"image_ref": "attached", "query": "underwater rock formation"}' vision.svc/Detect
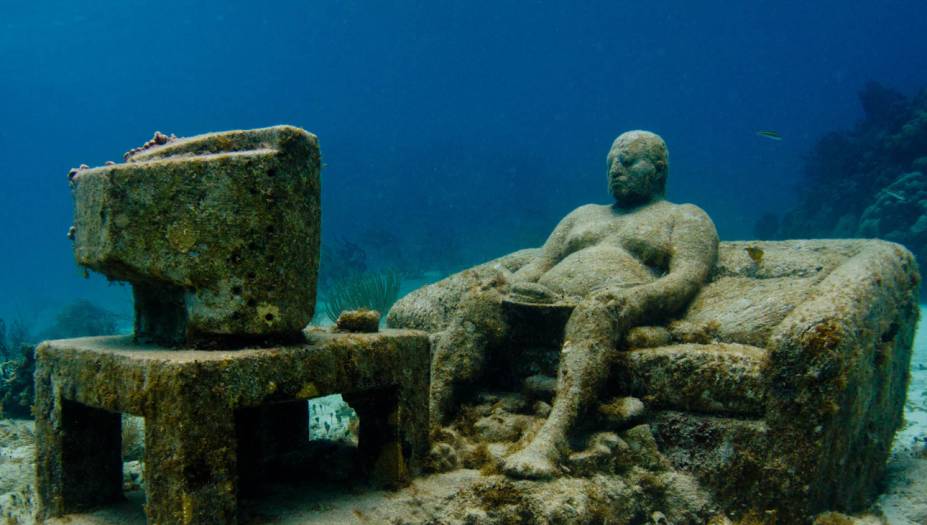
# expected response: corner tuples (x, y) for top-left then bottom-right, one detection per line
(857, 171), (927, 251)
(69, 125), (321, 347)
(776, 82), (927, 288)
(318, 237), (368, 294)
(0, 300), (123, 421)
(41, 299), (120, 340)
(0, 344), (34, 419)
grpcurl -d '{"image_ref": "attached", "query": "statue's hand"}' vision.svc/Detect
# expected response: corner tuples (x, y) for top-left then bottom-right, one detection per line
(589, 287), (644, 320)
(509, 282), (560, 304)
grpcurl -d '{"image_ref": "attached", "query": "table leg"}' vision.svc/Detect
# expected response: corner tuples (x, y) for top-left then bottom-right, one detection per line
(144, 402), (238, 525)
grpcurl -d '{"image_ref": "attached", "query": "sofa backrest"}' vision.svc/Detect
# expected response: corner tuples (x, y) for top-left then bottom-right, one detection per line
(388, 240), (873, 350)
(668, 240), (867, 348)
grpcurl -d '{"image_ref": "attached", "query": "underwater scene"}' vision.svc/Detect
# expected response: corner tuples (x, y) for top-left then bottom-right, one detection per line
(1, 1), (927, 524)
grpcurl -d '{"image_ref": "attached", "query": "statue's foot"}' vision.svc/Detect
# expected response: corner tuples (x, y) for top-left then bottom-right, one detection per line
(502, 443), (560, 480)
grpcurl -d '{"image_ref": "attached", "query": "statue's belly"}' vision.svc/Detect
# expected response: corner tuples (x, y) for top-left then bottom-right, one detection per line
(538, 245), (657, 299)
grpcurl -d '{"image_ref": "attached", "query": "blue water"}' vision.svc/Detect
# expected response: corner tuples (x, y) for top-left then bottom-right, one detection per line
(2, 1), (927, 333)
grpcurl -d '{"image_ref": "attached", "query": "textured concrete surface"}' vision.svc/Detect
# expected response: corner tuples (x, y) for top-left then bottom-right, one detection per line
(33, 328), (429, 524)
(70, 126), (321, 347)
(401, 131), (721, 481)
(613, 343), (768, 415)
(389, 238), (919, 522)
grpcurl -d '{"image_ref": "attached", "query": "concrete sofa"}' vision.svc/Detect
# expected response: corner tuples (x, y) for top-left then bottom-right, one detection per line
(387, 239), (919, 521)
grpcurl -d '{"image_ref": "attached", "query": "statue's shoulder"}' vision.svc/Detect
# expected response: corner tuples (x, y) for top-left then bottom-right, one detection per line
(666, 202), (718, 244)
(666, 201), (712, 222)
(566, 203), (610, 219)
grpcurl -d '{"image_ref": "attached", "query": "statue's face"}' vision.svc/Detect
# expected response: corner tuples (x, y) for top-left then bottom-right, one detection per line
(607, 131), (668, 208)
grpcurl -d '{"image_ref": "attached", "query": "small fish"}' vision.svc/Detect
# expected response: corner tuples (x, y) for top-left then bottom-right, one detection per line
(884, 190), (906, 201)
(756, 130), (782, 141)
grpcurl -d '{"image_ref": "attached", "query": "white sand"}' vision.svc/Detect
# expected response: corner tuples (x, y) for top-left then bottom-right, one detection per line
(870, 306), (927, 525)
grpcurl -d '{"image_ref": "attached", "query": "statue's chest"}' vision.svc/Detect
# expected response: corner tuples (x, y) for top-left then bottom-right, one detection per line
(565, 217), (673, 269)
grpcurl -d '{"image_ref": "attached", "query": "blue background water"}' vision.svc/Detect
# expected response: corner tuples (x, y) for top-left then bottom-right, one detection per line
(2, 1), (927, 331)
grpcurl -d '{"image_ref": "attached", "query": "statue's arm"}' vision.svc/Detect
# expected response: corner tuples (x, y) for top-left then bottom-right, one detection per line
(595, 204), (718, 325)
(511, 211), (576, 283)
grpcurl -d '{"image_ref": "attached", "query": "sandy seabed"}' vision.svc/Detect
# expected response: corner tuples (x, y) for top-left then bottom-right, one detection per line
(870, 306), (927, 524)
(1, 303), (925, 524)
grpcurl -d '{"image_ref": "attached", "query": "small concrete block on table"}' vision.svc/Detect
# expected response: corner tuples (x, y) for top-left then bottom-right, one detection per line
(33, 328), (430, 525)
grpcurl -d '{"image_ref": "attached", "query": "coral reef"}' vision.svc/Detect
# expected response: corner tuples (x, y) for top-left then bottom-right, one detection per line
(774, 82), (927, 291)
(318, 227), (464, 296)
(40, 299), (119, 340)
(0, 300), (122, 420)
(0, 300), (121, 421)
(0, 318), (30, 360)
(0, 344), (34, 419)
(0, 319), (10, 362)
(856, 171), (927, 256)
(318, 237), (368, 294)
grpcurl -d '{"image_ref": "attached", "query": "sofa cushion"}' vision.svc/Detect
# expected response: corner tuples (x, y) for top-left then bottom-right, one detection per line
(713, 240), (864, 280)
(669, 276), (819, 347)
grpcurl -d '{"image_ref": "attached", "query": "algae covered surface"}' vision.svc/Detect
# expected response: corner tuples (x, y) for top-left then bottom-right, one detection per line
(70, 126), (322, 346)
(386, 238), (919, 523)
(0, 331), (923, 524)
(0, 2), (926, 524)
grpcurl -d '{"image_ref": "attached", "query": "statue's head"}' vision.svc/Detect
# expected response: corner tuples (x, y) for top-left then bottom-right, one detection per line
(607, 130), (668, 208)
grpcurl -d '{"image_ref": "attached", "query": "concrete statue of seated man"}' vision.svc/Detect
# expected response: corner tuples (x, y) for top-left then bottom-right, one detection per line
(428, 130), (720, 479)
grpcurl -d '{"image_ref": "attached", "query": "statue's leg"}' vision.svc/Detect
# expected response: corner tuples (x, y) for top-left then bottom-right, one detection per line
(503, 298), (619, 479)
(430, 287), (507, 428)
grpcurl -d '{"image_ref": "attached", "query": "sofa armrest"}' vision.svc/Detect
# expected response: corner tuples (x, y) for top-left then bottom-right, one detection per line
(765, 239), (919, 512)
(386, 249), (538, 332)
